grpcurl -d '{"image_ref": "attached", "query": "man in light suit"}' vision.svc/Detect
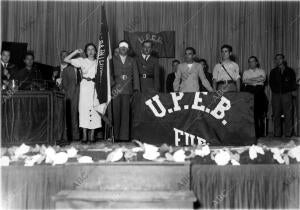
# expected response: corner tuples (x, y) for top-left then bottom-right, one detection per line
(136, 40), (160, 93)
(173, 47), (213, 92)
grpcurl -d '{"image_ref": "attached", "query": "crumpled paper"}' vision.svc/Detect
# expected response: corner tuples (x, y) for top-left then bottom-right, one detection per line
(24, 154), (45, 166)
(45, 146), (56, 164)
(78, 156), (94, 163)
(249, 145), (265, 160)
(143, 143), (160, 160)
(106, 148), (123, 162)
(66, 147), (78, 158)
(287, 145), (300, 162)
(52, 152), (68, 165)
(14, 143), (31, 158)
(173, 149), (185, 162)
(270, 148), (285, 164)
(0, 156), (10, 166)
(214, 149), (231, 165)
(195, 145), (210, 157)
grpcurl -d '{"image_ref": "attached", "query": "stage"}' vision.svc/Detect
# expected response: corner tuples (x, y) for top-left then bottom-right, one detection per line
(1, 137), (300, 209)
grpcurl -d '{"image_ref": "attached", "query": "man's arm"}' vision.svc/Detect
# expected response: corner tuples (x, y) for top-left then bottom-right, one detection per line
(212, 64), (218, 91)
(198, 65), (213, 92)
(132, 59), (140, 92)
(173, 65), (181, 92)
(153, 58), (160, 92)
(236, 78), (241, 92)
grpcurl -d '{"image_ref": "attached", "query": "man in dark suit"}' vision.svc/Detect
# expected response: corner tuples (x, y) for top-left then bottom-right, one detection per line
(13, 52), (43, 90)
(1, 49), (17, 87)
(136, 40), (160, 93)
(194, 58), (213, 91)
(59, 50), (81, 141)
(269, 54), (297, 137)
(112, 40), (140, 141)
(166, 59), (180, 92)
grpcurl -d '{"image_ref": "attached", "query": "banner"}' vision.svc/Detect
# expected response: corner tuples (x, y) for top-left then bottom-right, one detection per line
(95, 4), (112, 110)
(93, 4), (113, 122)
(124, 31), (175, 58)
(132, 92), (256, 146)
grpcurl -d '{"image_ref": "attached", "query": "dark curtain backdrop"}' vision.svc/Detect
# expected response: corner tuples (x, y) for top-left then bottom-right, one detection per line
(1, 1), (299, 108)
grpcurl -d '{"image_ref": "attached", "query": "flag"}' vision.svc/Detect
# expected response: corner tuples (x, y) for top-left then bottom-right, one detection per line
(94, 3), (112, 115)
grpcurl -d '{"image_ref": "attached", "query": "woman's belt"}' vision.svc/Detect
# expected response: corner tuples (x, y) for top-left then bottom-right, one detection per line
(82, 77), (95, 82)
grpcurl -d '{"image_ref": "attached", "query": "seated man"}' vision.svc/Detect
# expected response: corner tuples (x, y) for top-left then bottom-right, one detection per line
(13, 52), (43, 90)
(173, 47), (212, 92)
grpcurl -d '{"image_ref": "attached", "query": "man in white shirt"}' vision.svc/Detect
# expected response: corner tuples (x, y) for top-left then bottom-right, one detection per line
(243, 56), (268, 138)
(212, 45), (241, 92)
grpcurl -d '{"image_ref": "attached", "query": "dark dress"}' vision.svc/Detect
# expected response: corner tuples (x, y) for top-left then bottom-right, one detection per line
(112, 55), (140, 141)
(135, 54), (160, 93)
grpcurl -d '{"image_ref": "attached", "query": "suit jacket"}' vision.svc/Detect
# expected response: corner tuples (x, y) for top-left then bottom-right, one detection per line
(269, 66), (296, 94)
(135, 54), (160, 92)
(112, 55), (140, 95)
(166, 72), (176, 93)
(173, 62), (205, 92)
(61, 65), (80, 100)
(1, 62), (17, 81)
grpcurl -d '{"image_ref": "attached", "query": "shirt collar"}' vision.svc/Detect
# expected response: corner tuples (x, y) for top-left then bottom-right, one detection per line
(61, 63), (68, 69)
(1, 61), (8, 67)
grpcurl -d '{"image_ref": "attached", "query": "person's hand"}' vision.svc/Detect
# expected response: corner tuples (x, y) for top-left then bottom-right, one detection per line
(182, 71), (190, 81)
(56, 78), (62, 86)
(76, 49), (84, 54)
(291, 90), (297, 97)
(3, 69), (9, 76)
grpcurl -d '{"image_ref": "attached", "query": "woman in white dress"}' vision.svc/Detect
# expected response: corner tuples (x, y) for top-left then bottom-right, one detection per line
(64, 43), (101, 143)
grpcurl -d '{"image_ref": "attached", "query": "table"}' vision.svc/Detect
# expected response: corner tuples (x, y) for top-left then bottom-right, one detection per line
(1, 91), (66, 146)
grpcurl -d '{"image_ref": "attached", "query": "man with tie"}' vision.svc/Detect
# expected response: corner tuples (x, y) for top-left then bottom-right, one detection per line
(59, 50), (81, 141)
(112, 40), (140, 141)
(1, 49), (17, 87)
(136, 40), (160, 93)
(173, 47), (213, 92)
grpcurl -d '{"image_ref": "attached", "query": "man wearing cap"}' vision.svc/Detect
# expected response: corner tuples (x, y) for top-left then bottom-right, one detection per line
(135, 40), (160, 93)
(112, 40), (140, 141)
